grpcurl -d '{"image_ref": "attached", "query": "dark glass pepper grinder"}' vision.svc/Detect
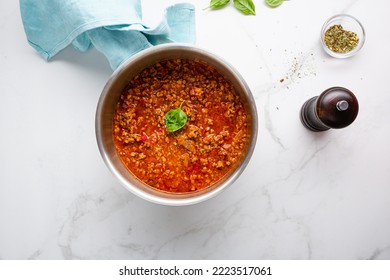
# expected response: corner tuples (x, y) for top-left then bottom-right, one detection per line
(300, 87), (359, 132)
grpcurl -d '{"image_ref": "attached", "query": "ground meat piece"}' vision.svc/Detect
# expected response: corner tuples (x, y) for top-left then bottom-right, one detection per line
(187, 125), (200, 139)
(177, 134), (196, 153)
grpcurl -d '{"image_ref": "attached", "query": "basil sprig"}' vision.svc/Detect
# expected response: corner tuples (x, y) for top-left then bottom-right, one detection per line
(205, 0), (256, 15)
(206, 0), (230, 9)
(265, 0), (285, 7)
(234, 0), (255, 15)
(165, 101), (188, 133)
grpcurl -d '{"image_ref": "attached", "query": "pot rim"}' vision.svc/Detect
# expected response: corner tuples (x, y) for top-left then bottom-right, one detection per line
(96, 43), (258, 206)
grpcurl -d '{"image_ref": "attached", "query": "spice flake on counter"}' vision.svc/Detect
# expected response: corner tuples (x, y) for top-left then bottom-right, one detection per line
(278, 51), (317, 89)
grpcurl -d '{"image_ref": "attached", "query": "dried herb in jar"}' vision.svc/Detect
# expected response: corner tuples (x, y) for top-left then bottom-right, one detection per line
(324, 24), (359, 53)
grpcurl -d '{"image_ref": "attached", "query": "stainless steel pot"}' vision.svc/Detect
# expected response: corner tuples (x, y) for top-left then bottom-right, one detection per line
(96, 43), (258, 206)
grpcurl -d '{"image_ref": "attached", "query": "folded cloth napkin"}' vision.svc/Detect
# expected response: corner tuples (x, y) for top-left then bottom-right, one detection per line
(20, 0), (195, 70)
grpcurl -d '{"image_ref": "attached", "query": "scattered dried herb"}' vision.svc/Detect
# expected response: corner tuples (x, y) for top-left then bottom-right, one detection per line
(324, 24), (359, 53)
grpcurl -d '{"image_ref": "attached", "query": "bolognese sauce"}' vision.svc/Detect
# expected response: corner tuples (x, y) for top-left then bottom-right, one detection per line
(113, 58), (248, 193)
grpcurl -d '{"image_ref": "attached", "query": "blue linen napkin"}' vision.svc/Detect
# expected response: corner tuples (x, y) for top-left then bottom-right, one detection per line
(20, 0), (195, 70)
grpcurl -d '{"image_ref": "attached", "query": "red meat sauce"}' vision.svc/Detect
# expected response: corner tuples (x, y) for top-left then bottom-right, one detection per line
(113, 58), (249, 193)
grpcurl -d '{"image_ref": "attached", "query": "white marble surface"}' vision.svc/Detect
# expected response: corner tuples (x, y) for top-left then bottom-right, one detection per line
(1, 0), (390, 260)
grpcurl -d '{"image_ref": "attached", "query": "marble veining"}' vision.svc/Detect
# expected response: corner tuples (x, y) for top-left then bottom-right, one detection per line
(1, 0), (390, 260)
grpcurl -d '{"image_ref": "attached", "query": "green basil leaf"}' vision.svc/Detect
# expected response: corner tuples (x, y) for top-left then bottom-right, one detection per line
(208, 0), (230, 9)
(165, 101), (188, 132)
(233, 0), (256, 15)
(265, 0), (285, 8)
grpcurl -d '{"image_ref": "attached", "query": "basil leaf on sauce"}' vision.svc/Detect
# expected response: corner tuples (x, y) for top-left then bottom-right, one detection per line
(165, 101), (188, 132)
(233, 0), (256, 15)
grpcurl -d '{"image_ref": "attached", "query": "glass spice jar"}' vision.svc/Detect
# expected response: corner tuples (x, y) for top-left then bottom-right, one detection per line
(320, 14), (366, 58)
